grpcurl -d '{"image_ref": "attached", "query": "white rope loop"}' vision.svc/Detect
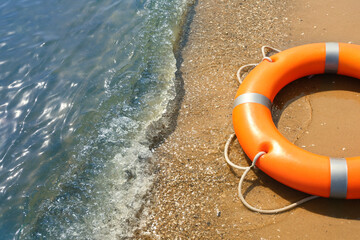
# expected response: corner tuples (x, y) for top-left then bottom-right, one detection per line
(224, 133), (248, 170)
(236, 63), (258, 84)
(236, 45), (281, 84)
(261, 45), (281, 58)
(261, 46), (281, 62)
(224, 133), (319, 214)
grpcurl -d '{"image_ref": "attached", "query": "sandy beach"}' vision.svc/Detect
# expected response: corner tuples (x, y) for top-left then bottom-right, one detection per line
(138, 0), (360, 239)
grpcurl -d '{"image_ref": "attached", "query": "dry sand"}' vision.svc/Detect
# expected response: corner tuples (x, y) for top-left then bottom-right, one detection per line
(138, 0), (360, 239)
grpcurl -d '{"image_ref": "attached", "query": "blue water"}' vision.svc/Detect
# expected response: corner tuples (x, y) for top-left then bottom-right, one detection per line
(0, 0), (190, 238)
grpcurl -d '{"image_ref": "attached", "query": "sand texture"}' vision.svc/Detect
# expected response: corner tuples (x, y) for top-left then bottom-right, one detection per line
(138, 0), (360, 239)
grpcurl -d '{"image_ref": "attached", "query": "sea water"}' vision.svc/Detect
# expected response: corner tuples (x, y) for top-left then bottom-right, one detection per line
(0, 0), (191, 238)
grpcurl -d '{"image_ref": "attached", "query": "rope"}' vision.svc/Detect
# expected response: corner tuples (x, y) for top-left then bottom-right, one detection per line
(224, 133), (319, 213)
(224, 133), (248, 170)
(236, 63), (258, 84)
(237, 45), (282, 84)
(261, 45), (281, 58)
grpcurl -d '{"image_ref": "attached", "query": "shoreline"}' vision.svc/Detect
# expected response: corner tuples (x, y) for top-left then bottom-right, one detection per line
(145, 0), (197, 149)
(138, 0), (360, 239)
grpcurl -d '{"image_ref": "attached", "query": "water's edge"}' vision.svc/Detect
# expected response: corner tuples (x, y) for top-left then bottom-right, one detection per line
(135, 0), (198, 234)
(146, 0), (197, 149)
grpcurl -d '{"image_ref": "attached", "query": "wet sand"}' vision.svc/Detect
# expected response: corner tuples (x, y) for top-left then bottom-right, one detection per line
(138, 0), (360, 239)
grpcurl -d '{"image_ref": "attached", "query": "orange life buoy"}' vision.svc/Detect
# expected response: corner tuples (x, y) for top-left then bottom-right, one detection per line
(233, 42), (360, 199)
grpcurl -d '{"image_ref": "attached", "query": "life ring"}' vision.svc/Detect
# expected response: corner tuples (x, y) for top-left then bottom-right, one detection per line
(233, 42), (360, 199)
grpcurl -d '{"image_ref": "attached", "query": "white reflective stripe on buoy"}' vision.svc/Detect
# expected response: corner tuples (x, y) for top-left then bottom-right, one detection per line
(233, 93), (271, 110)
(329, 157), (348, 198)
(325, 42), (339, 73)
